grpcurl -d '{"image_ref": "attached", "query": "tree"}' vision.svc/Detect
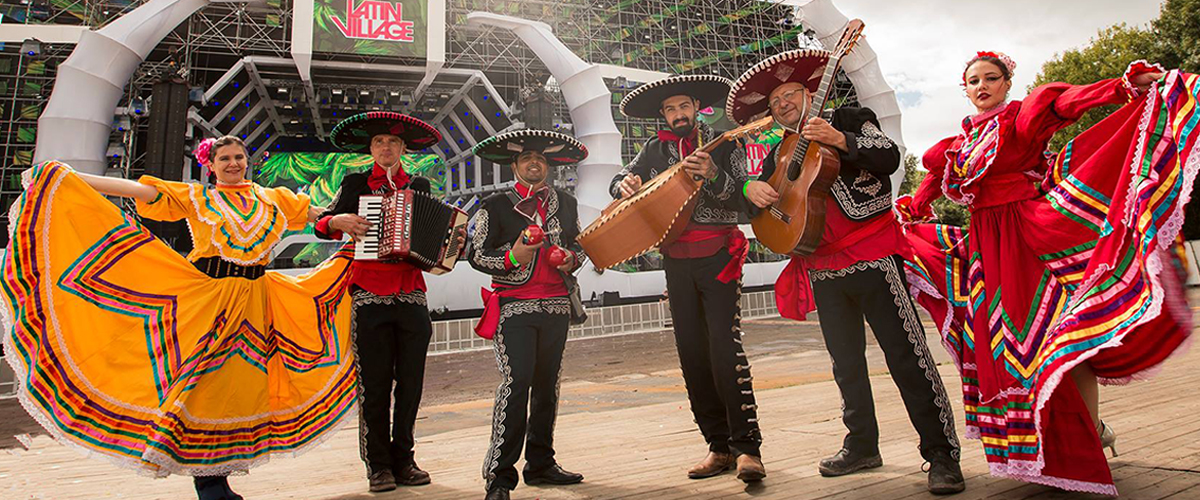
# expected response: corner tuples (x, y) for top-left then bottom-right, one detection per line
(1030, 23), (1156, 152)
(896, 154), (971, 228)
(1031, 0), (1200, 239)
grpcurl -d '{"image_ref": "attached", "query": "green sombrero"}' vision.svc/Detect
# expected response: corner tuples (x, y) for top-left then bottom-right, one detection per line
(472, 129), (588, 166)
(329, 111), (441, 152)
(619, 74), (733, 119)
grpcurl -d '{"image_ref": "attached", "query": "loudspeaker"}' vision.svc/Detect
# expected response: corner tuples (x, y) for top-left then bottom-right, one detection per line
(142, 78), (192, 252)
(523, 92), (553, 130)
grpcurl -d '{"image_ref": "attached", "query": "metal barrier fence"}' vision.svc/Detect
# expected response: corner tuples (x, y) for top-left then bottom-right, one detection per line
(0, 290), (780, 398)
(429, 289), (779, 355)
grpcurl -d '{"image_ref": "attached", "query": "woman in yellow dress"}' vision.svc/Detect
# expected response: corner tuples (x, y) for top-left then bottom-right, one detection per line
(1, 136), (356, 499)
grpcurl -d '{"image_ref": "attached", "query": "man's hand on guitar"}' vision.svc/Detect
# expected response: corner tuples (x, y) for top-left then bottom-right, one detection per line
(329, 213), (372, 240)
(745, 181), (780, 208)
(510, 237), (541, 266)
(682, 151), (717, 181)
(802, 117), (848, 152)
(619, 174), (643, 198)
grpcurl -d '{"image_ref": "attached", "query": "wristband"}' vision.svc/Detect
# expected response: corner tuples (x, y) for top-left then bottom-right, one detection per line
(743, 180), (753, 198)
(508, 250), (520, 267)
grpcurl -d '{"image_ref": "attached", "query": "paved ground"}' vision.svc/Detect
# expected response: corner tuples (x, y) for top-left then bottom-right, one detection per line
(3, 305), (1199, 499)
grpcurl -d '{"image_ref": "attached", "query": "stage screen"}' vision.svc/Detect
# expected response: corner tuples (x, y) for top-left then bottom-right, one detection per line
(313, 0), (430, 58)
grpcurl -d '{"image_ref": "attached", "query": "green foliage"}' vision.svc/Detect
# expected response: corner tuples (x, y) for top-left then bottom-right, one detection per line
(1032, 0), (1200, 239)
(1030, 23), (1156, 152)
(897, 154), (971, 228)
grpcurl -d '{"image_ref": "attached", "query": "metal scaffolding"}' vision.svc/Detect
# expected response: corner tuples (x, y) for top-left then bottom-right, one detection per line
(0, 0), (828, 236)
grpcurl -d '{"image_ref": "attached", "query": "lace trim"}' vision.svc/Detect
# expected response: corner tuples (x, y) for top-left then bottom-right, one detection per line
(470, 208), (508, 271)
(878, 257), (961, 460)
(499, 297), (571, 319)
(351, 289), (428, 307)
(829, 174), (892, 220)
(185, 183), (288, 266)
(856, 121), (894, 149)
(483, 313), (513, 489)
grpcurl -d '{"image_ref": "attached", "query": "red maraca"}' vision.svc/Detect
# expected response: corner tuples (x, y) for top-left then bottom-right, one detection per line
(548, 246), (571, 267)
(522, 225), (544, 245)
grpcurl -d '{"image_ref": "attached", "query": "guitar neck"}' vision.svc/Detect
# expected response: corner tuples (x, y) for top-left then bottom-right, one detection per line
(787, 59), (843, 177)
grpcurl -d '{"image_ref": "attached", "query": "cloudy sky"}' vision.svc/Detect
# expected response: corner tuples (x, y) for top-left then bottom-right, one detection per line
(822, 0), (1161, 156)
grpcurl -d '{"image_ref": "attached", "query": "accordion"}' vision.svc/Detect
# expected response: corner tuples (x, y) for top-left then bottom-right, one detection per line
(355, 190), (469, 274)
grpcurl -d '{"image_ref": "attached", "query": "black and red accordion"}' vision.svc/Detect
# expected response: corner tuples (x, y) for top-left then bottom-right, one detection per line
(355, 190), (468, 274)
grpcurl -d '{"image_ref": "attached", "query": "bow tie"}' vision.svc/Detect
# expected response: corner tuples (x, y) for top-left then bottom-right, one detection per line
(514, 186), (550, 222)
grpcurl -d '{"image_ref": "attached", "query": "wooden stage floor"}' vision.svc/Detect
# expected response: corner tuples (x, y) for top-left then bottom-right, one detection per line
(2, 311), (1199, 499)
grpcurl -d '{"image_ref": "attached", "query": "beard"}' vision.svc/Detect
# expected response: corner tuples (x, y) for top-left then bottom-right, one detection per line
(669, 118), (695, 137)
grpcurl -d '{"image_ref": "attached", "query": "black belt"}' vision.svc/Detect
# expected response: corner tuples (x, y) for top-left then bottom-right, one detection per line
(193, 257), (266, 280)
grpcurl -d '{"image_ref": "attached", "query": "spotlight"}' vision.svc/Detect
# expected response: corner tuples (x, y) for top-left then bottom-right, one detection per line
(106, 143), (126, 159)
(129, 97), (147, 116)
(20, 38), (41, 58)
(113, 115), (132, 132)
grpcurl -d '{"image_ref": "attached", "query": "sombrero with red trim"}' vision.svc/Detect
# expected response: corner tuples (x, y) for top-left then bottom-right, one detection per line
(619, 74), (733, 119)
(726, 49), (831, 125)
(329, 111), (441, 152)
(472, 129), (588, 166)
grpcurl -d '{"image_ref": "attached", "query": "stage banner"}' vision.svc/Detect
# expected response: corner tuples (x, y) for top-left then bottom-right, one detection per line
(256, 152), (447, 205)
(313, 0), (430, 57)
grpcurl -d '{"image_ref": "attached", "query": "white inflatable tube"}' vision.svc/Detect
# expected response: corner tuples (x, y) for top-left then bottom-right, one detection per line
(34, 0), (213, 174)
(465, 13), (623, 226)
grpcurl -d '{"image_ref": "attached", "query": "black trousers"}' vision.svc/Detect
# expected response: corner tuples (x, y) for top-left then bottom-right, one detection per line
(810, 255), (960, 461)
(663, 251), (762, 457)
(483, 298), (571, 491)
(352, 289), (434, 476)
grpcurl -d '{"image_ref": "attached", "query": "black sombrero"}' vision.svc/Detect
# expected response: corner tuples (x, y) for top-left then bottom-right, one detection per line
(329, 111), (441, 152)
(726, 49), (831, 125)
(472, 129), (588, 166)
(619, 74), (733, 119)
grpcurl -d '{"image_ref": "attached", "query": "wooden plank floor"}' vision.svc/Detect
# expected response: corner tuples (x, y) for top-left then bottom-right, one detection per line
(3, 315), (1200, 499)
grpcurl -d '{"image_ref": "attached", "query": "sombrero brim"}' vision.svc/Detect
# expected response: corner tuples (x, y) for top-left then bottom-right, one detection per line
(620, 75), (733, 119)
(330, 111), (441, 152)
(472, 129), (588, 167)
(726, 49), (832, 125)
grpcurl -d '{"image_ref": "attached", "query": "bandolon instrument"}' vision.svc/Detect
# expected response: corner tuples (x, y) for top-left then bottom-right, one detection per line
(579, 116), (774, 269)
(355, 190), (468, 274)
(752, 20), (865, 256)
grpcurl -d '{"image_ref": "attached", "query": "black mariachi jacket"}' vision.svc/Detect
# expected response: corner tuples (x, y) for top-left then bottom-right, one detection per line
(468, 186), (585, 288)
(754, 107), (900, 221)
(313, 172), (431, 239)
(608, 122), (749, 225)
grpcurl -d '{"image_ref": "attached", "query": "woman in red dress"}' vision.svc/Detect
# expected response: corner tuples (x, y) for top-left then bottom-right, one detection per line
(897, 52), (1198, 494)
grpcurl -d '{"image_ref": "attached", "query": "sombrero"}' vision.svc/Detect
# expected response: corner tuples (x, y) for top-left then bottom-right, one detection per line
(472, 129), (588, 166)
(619, 74), (733, 119)
(329, 111), (441, 152)
(726, 49), (831, 125)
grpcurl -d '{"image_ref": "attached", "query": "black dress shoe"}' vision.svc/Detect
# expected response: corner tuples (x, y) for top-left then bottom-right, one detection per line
(818, 448), (883, 477)
(368, 469), (397, 493)
(395, 462), (432, 486)
(523, 464), (584, 485)
(925, 449), (966, 495)
(194, 476), (244, 500)
(484, 486), (511, 500)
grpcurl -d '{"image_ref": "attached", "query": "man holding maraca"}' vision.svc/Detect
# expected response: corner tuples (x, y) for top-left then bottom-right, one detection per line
(467, 129), (589, 500)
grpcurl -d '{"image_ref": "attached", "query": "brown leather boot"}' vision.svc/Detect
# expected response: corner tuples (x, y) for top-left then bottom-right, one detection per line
(736, 454), (766, 483)
(687, 451), (735, 479)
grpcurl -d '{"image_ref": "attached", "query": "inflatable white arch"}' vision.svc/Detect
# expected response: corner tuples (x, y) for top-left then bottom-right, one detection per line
(32, 0), (232, 174)
(465, 13), (623, 226)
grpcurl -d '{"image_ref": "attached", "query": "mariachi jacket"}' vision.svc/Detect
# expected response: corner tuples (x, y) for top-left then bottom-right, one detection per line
(608, 122), (749, 226)
(468, 186), (585, 288)
(755, 107), (900, 221)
